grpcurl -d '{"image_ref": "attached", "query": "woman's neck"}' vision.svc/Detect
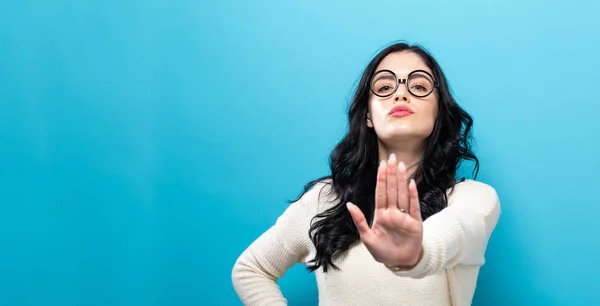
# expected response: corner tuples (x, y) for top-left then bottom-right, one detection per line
(377, 142), (424, 179)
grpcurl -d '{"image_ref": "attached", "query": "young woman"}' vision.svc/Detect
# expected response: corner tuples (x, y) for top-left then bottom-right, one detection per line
(231, 42), (501, 306)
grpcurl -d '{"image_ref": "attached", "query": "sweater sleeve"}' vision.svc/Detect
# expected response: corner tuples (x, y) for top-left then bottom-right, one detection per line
(392, 180), (501, 279)
(231, 183), (325, 305)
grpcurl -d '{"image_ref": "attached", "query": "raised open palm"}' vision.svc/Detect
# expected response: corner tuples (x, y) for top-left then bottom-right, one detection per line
(346, 154), (424, 269)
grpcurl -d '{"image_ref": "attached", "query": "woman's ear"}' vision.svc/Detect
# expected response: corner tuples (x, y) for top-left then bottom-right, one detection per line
(366, 113), (373, 128)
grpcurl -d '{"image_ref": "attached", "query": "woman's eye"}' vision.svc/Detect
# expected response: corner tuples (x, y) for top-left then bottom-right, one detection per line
(411, 84), (427, 92)
(378, 85), (394, 93)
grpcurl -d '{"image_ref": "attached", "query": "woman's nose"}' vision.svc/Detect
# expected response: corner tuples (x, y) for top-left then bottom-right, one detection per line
(394, 91), (410, 103)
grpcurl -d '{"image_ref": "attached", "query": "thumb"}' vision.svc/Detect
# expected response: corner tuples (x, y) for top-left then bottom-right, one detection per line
(346, 202), (371, 236)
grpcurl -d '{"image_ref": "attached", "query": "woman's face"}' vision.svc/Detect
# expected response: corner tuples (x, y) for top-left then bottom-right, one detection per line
(367, 51), (439, 147)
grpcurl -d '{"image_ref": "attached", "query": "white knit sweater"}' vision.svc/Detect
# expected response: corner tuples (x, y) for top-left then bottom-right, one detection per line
(232, 179), (501, 306)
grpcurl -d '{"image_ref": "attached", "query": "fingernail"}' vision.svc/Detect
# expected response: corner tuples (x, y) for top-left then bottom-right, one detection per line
(389, 153), (396, 160)
(380, 160), (386, 166)
(399, 161), (405, 168)
(346, 202), (353, 209)
(410, 178), (415, 185)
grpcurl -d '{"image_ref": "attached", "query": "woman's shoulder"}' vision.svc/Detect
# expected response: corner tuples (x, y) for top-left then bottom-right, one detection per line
(446, 179), (501, 212)
(449, 179), (497, 194)
(292, 178), (339, 216)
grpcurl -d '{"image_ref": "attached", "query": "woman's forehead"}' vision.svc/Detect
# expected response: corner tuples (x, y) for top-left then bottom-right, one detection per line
(375, 52), (432, 77)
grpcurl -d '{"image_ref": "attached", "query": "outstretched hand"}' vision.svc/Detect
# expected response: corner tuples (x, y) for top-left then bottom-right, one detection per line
(346, 154), (424, 269)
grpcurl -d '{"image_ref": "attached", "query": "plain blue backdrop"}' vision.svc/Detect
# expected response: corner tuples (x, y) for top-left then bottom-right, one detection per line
(1, 0), (599, 305)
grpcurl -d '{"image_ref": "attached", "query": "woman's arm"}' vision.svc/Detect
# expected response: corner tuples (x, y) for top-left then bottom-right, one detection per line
(391, 180), (501, 278)
(231, 183), (323, 305)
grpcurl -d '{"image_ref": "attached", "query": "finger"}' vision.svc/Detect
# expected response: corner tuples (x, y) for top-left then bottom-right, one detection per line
(408, 179), (422, 221)
(386, 154), (398, 210)
(346, 202), (371, 236)
(375, 160), (388, 210)
(397, 161), (409, 213)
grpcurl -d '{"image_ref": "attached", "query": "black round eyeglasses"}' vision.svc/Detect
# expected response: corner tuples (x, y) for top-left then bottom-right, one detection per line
(369, 69), (439, 98)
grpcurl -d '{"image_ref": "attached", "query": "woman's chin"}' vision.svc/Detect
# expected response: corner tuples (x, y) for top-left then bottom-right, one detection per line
(377, 127), (430, 143)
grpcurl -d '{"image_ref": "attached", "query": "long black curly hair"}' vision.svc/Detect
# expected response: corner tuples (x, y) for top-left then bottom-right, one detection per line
(292, 42), (479, 273)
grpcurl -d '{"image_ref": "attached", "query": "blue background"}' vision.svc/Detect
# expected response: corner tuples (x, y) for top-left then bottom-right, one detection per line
(1, 1), (599, 305)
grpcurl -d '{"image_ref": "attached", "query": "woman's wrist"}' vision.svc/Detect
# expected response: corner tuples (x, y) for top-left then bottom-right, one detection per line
(385, 246), (424, 271)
